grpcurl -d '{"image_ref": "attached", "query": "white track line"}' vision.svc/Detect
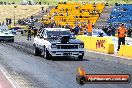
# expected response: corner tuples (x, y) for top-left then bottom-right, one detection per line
(85, 50), (132, 60)
(0, 65), (21, 88)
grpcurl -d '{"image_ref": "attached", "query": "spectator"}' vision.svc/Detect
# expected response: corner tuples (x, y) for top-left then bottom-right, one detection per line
(21, 30), (23, 35)
(53, 23), (56, 28)
(55, 6), (58, 9)
(46, 9), (48, 12)
(98, 32), (104, 37)
(41, 6), (44, 12)
(80, 10), (82, 13)
(111, 26), (116, 36)
(127, 29), (132, 37)
(39, 1), (42, 5)
(65, 23), (70, 29)
(74, 25), (80, 35)
(34, 28), (37, 37)
(50, 21), (56, 28)
(80, 15), (83, 18)
(58, 24), (61, 28)
(27, 29), (32, 41)
(107, 24), (113, 36)
(66, 12), (69, 16)
(66, 8), (68, 12)
(29, 1), (32, 5)
(86, 21), (93, 36)
(117, 24), (128, 51)
(107, 28), (112, 36)
(12, 1), (15, 5)
(2, 21), (4, 25)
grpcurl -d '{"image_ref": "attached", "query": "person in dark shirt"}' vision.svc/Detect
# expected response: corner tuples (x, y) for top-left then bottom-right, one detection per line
(127, 29), (132, 37)
(65, 23), (70, 29)
(27, 29), (31, 41)
(33, 28), (37, 37)
(111, 26), (116, 36)
(74, 25), (80, 35)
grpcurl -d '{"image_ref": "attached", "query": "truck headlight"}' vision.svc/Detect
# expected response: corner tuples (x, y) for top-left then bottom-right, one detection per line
(79, 44), (84, 48)
(51, 44), (57, 48)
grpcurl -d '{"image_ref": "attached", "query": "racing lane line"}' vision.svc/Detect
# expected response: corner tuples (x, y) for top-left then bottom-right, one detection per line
(85, 50), (132, 65)
(0, 65), (21, 88)
(85, 50), (131, 59)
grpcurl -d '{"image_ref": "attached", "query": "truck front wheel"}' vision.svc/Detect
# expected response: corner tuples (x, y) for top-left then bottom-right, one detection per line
(43, 46), (51, 60)
(78, 55), (83, 61)
(78, 52), (84, 61)
(34, 45), (41, 56)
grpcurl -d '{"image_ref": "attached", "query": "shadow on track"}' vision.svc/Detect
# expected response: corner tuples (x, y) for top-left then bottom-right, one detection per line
(48, 56), (90, 61)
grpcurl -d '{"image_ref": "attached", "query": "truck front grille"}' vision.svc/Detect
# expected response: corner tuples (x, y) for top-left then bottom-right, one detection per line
(57, 45), (78, 49)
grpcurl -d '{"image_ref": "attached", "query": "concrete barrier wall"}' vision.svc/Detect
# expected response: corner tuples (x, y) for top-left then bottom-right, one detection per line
(76, 35), (114, 54)
(118, 45), (132, 58)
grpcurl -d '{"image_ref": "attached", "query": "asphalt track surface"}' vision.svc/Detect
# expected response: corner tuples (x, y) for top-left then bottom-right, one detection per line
(0, 35), (132, 88)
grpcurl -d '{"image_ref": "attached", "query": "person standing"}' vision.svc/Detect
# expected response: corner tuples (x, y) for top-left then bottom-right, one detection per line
(41, 6), (44, 13)
(117, 24), (128, 51)
(127, 28), (132, 37)
(111, 26), (116, 36)
(87, 21), (93, 36)
(65, 23), (70, 29)
(74, 25), (80, 35)
(27, 29), (32, 41)
(107, 27), (112, 36)
(33, 28), (37, 37)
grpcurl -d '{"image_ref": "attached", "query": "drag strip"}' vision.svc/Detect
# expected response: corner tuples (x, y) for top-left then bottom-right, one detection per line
(2, 42), (34, 55)
(0, 42), (132, 88)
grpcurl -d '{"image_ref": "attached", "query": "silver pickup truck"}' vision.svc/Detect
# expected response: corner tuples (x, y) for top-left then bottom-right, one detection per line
(33, 28), (84, 60)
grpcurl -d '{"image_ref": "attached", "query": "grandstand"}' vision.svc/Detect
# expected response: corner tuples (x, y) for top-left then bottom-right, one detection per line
(0, 0), (131, 32)
(42, 2), (105, 29)
(107, 4), (132, 29)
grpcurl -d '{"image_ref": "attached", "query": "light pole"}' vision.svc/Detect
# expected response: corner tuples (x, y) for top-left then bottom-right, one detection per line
(14, 5), (17, 26)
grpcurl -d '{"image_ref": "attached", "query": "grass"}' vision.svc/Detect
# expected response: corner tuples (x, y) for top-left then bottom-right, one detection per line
(0, 5), (48, 25)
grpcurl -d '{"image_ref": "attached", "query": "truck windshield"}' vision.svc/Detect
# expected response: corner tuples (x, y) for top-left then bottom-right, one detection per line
(46, 31), (75, 39)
